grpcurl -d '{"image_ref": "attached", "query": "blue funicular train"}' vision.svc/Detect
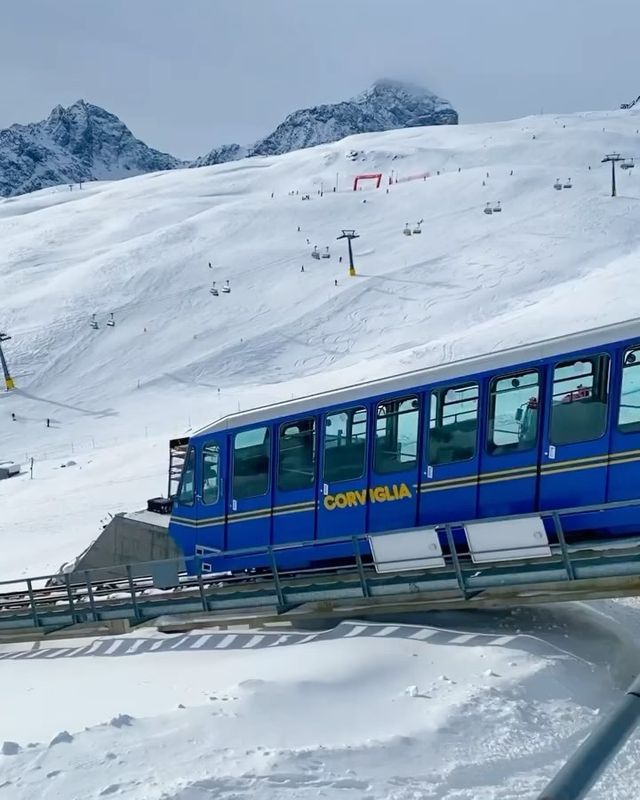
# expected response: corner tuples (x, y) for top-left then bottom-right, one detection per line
(169, 318), (640, 573)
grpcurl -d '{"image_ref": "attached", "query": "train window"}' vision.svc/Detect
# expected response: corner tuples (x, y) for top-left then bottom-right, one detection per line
(233, 427), (270, 499)
(176, 446), (195, 506)
(374, 396), (419, 474)
(429, 383), (478, 465)
(550, 355), (610, 445)
(278, 418), (316, 491)
(323, 407), (367, 482)
(618, 346), (640, 433)
(487, 371), (540, 454)
(201, 442), (220, 505)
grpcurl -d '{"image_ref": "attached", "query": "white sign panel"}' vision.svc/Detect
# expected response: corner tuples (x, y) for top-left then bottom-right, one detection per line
(369, 529), (445, 574)
(465, 516), (551, 564)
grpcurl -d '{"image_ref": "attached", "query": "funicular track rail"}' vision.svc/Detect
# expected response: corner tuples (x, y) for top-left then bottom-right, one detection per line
(4, 499), (640, 641)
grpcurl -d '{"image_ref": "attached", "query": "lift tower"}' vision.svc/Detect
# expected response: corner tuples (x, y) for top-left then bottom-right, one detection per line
(601, 153), (627, 197)
(0, 331), (14, 391)
(337, 229), (359, 277)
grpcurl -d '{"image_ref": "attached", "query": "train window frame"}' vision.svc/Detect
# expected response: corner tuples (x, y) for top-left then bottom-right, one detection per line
(373, 395), (420, 475)
(486, 369), (540, 456)
(201, 441), (221, 505)
(549, 353), (610, 446)
(232, 426), (271, 500)
(323, 406), (368, 484)
(176, 446), (196, 506)
(618, 345), (640, 434)
(428, 382), (479, 466)
(277, 417), (317, 492)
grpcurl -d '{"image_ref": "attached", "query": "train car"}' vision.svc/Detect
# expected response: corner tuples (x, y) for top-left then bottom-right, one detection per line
(169, 318), (640, 573)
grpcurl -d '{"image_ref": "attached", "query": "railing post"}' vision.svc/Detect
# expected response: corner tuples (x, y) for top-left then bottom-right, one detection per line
(445, 524), (468, 598)
(196, 560), (208, 612)
(268, 547), (287, 610)
(353, 537), (370, 598)
(552, 512), (575, 581)
(126, 565), (141, 622)
(64, 573), (77, 623)
(84, 570), (98, 622)
(26, 579), (39, 628)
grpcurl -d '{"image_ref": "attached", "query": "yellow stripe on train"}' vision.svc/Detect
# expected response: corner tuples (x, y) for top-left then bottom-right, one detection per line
(323, 482), (412, 511)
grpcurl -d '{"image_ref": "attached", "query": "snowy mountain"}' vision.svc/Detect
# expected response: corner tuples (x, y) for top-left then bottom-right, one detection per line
(190, 143), (248, 168)
(0, 100), (182, 197)
(0, 82), (457, 196)
(249, 79), (458, 156)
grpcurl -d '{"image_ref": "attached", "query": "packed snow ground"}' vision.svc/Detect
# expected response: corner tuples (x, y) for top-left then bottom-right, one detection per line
(1, 607), (640, 800)
(3, 109), (640, 797)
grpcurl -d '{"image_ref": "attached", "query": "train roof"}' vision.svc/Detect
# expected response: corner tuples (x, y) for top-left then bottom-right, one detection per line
(193, 317), (640, 438)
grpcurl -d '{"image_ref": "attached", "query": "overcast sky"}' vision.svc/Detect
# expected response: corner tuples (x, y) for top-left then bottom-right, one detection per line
(2, 0), (640, 159)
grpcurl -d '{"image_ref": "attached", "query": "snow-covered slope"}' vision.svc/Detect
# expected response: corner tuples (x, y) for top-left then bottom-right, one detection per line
(3, 108), (640, 800)
(2, 107), (640, 574)
(0, 100), (181, 197)
(250, 79), (458, 156)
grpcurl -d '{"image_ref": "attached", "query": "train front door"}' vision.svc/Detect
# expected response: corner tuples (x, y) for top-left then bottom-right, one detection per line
(608, 344), (640, 503)
(539, 353), (612, 514)
(419, 382), (480, 526)
(226, 425), (273, 554)
(367, 395), (421, 534)
(272, 417), (318, 545)
(477, 369), (542, 517)
(317, 406), (369, 540)
(195, 436), (227, 553)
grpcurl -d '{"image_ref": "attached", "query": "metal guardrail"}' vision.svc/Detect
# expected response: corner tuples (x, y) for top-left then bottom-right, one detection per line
(1, 498), (640, 635)
(538, 675), (640, 800)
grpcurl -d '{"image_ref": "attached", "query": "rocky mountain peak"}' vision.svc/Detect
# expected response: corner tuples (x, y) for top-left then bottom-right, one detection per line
(0, 100), (181, 197)
(249, 79), (457, 157)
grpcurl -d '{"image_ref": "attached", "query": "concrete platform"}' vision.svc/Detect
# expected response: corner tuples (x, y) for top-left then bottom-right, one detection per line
(62, 509), (183, 583)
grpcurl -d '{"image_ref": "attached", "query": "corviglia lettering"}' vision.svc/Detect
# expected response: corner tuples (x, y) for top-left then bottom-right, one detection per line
(324, 483), (412, 511)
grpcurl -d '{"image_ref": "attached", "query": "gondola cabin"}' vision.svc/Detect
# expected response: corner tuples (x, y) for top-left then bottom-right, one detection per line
(169, 319), (640, 573)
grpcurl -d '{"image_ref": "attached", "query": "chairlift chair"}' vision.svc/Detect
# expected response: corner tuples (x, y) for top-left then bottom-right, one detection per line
(210, 281), (219, 296)
(412, 223), (422, 234)
(483, 203), (493, 215)
(222, 280), (231, 293)
(554, 178), (563, 190)
(90, 313), (99, 330)
(563, 178), (572, 188)
(621, 159), (635, 171)
(321, 246), (331, 258)
(493, 201), (502, 213)
(106, 312), (115, 328)
(403, 223), (412, 235)
(311, 246), (321, 260)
